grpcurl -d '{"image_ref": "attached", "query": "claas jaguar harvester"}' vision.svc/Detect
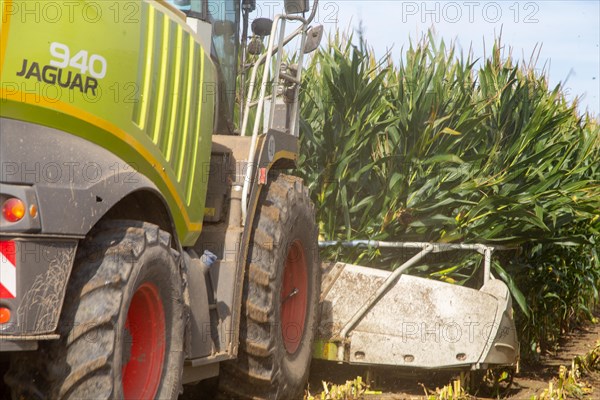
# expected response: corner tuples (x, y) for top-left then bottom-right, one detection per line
(0, 0), (519, 399)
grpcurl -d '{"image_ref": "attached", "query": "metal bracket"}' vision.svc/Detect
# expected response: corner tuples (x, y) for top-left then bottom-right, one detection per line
(318, 240), (516, 362)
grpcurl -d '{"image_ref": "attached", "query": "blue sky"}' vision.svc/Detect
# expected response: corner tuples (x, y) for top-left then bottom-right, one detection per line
(257, 0), (599, 117)
(331, 1), (600, 117)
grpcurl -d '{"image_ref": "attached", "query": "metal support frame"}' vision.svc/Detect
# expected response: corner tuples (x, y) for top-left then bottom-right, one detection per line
(318, 240), (513, 362)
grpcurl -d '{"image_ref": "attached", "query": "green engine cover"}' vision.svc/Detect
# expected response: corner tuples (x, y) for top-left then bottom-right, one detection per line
(0, 0), (217, 245)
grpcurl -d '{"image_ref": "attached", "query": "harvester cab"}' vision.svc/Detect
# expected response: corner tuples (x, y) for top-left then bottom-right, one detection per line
(0, 0), (517, 398)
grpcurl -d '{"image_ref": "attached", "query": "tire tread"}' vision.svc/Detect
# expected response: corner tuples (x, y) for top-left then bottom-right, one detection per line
(218, 174), (320, 400)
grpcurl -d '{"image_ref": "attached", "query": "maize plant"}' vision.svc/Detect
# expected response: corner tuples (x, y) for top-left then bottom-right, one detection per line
(298, 30), (600, 359)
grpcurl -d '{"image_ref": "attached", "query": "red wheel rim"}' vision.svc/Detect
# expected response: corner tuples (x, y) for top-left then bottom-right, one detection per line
(122, 282), (166, 399)
(280, 240), (308, 354)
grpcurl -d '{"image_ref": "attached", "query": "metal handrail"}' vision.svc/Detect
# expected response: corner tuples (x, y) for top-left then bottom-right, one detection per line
(319, 240), (515, 285)
(240, 2), (318, 224)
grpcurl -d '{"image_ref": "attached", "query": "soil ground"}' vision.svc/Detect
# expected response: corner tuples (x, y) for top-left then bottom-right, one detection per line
(0, 318), (597, 399)
(307, 317), (600, 399)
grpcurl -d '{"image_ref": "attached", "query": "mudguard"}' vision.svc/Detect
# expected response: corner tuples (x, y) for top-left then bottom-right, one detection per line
(1, 118), (171, 237)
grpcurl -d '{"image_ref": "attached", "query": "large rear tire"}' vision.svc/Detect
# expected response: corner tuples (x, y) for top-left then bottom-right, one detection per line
(6, 220), (184, 399)
(218, 174), (321, 399)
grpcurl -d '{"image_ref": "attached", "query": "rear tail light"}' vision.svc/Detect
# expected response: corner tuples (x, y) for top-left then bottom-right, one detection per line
(0, 307), (10, 324)
(2, 198), (25, 222)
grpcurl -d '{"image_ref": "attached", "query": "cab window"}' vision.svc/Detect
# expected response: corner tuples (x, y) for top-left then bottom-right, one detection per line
(207, 0), (240, 121)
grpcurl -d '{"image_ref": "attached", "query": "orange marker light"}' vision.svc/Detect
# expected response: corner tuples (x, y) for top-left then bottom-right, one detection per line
(2, 198), (25, 222)
(0, 308), (10, 324)
(29, 204), (38, 218)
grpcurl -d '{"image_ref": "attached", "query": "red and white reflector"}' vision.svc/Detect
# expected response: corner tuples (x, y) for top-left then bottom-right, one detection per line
(0, 241), (17, 299)
(259, 168), (268, 185)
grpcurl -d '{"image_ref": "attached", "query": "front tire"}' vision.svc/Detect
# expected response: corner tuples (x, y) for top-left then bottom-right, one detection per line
(6, 220), (184, 399)
(219, 174), (321, 399)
